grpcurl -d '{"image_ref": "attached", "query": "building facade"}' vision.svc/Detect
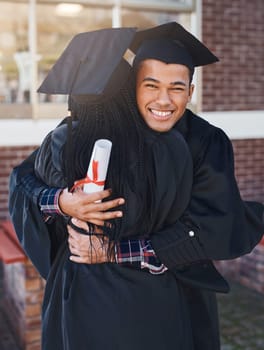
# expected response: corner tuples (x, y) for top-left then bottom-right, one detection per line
(0, 1), (263, 349)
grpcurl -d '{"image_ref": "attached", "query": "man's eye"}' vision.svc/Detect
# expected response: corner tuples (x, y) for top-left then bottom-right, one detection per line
(171, 87), (185, 91)
(145, 84), (157, 89)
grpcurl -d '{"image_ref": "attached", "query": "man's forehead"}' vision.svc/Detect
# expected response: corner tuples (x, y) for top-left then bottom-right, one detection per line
(137, 59), (191, 79)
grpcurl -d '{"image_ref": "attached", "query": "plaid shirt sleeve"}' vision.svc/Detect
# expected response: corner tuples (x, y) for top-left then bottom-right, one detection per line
(19, 172), (47, 205)
(39, 187), (65, 222)
(115, 239), (167, 275)
(18, 172), (65, 222)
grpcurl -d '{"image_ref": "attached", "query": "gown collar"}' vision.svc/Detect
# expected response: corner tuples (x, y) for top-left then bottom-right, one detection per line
(174, 109), (190, 138)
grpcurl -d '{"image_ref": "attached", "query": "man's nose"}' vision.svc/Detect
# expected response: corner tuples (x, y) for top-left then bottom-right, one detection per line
(156, 89), (171, 105)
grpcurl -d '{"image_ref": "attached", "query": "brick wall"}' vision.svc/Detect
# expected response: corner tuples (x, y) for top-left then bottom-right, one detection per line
(201, 0), (264, 290)
(202, 0), (264, 111)
(0, 145), (44, 350)
(2, 261), (45, 350)
(232, 139), (264, 202)
(215, 244), (264, 294)
(215, 138), (264, 293)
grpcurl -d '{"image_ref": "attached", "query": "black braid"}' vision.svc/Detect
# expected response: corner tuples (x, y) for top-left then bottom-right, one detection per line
(63, 74), (156, 241)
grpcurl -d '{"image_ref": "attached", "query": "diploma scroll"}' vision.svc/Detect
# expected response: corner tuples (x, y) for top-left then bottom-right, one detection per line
(83, 139), (112, 194)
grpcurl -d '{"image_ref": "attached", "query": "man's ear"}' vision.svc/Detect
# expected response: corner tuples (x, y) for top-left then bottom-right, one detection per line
(188, 84), (195, 102)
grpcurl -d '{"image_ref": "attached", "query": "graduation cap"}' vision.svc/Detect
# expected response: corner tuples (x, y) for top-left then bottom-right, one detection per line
(130, 21), (219, 70)
(38, 27), (136, 96)
(38, 22), (218, 96)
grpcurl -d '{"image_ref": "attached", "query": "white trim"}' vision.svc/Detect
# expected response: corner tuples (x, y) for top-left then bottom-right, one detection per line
(194, 0), (203, 112)
(0, 111), (263, 146)
(0, 119), (61, 146)
(200, 110), (264, 139)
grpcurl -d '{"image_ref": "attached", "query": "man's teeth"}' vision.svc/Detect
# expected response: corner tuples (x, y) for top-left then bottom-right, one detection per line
(151, 109), (172, 117)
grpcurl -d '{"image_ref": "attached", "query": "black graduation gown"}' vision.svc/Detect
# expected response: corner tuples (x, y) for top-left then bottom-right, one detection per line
(150, 109), (264, 350)
(10, 123), (195, 350)
(151, 110), (264, 281)
(9, 111), (264, 350)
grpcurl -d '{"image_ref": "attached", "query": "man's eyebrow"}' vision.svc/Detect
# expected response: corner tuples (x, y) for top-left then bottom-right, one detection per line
(142, 77), (160, 83)
(142, 77), (187, 86)
(170, 81), (187, 86)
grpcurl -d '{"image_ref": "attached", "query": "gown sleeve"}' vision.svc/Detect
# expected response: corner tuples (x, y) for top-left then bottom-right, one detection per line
(9, 149), (54, 279)
(151, 126), (264, 270)
(8, 118), (70, 279)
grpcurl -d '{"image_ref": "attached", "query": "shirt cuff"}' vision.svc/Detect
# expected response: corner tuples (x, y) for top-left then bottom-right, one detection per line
(39, 187), (65, 216)
(140, 240), (168, 275)
(115, 239), (142, 268)
(115, 239), (167, 274)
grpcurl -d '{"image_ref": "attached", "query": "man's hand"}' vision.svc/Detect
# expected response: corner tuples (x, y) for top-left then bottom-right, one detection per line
(67, 218), (114, 264)
(59, 188), (125, 226)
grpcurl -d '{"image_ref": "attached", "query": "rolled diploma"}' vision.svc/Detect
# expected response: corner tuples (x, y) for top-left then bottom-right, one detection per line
(83, 139), (112, 194)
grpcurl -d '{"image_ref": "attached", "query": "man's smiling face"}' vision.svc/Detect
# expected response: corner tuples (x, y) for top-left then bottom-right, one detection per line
(136, 59), (194, 132)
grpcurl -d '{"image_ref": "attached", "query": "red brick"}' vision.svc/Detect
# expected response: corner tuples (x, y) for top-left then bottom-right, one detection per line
(26, 290), (44, 304)
(26, 342), (41, 350)
(25, 303), (41, 318)
(25, 327), (41, 344)
(202, 0), (264, 111)
(25, 265), (42, 279)
(25, 278), (42, 292)
(25, 316), (42, 328)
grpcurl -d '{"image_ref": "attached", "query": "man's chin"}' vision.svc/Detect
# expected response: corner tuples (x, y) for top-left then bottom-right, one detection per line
(147, 123), (174, 133)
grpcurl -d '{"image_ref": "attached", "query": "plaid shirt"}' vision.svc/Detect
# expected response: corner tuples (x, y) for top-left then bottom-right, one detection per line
(115, 239), (167, 274)
(39, 188), (167, 274)
(39, 188), (64, 217)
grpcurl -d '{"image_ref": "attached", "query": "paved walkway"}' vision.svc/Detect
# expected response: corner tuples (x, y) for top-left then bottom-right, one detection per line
(0, 262), (263, 350)
(217, 282), (264, 350)
(0, 264), (22, 350)
(0, 308), (20, 350)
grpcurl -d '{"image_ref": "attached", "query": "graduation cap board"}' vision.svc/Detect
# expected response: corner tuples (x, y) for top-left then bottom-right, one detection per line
(130, 21), (218, 69)
(38, 22), (218, 96)
(38, 27), (136, 95)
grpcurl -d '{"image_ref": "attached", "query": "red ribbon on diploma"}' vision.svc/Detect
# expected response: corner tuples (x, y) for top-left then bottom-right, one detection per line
(70, 160), (105, 192)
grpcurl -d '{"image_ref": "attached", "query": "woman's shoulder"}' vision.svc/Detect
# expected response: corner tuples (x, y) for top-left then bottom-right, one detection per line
(34, 118), (79, 187)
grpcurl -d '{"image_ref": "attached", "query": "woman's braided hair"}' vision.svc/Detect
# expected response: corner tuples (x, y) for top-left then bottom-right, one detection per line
(63, 72), (156, 242)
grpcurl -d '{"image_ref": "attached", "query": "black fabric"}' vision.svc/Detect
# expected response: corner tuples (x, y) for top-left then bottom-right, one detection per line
(11, 125), (196, 350)
(151, 110), (264, 291)
(35, 123), (193, 239)
(133, 39), (195, 70)
(9, 118), (70, 279)
(42, 249), (193, 350)
(130, 22), (219, 67)
(9, 149), (45, 205)
(178, 110), (264, 260)
(38, 28), (136, 95)
(8, 110), (264, 350)
(183, 285), (221, 349)
(37, 22), (218, 97)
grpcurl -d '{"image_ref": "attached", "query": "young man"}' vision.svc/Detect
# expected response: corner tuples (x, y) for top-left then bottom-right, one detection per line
(9, 23), (264, 349)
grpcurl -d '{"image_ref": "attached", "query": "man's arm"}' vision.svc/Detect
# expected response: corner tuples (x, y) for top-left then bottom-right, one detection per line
(41, 187), (166, 274)
(150, 127), (264, 270)
(8, 150), (125, 278)
(39, 125), (264, 275)
(39, 186), (125, 225)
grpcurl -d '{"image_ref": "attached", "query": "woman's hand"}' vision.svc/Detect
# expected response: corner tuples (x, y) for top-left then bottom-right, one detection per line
(67, 218), (114, 264)
(59, 188), (125, 226)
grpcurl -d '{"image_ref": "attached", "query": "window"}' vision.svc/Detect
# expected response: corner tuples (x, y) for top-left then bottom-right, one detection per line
(0, 0), (195, 118)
